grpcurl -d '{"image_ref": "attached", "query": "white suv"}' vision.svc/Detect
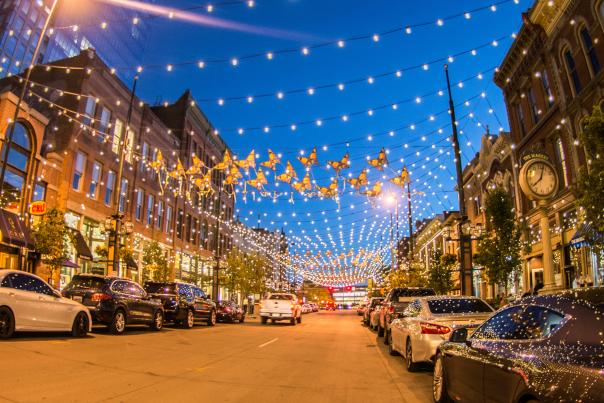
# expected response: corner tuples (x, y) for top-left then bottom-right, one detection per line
(260, 293), (301, 325)
(0, 270), (92, 338)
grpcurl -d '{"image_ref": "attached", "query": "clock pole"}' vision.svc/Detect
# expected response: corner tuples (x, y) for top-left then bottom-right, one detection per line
(537, 200), (557, 293)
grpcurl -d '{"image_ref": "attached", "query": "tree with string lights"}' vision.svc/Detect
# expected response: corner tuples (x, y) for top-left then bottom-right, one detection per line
(475, 187), (521, 293)
(427, 249), (456, 295)
(32, 208), (70, 288)
(575, 106), (604, 255)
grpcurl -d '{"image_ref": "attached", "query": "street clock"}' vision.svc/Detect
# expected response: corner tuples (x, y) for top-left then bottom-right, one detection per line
(518, 151), (559, 200)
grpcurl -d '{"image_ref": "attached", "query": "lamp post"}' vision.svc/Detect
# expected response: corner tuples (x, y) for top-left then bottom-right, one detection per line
(444, 64), (474, 296)
(0, 0), (60, 205)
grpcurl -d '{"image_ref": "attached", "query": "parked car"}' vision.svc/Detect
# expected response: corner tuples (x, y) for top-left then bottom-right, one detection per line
(389, 296), (495, 371)
(363, 297), (384, 326)
(144, 281), (216, 328)
(378, 287), (435, 343)
(309, 303), (319, 312)
(433, 288), (604, 403)
(62, 274), (164, 335)
(302, 303), (313, 314)
(323, 301), (336, 311)
(0, 270), (92, 339)
(370, 302), (383, 330)
(216, 301), (244, 323)
(356, 302), (367, 316)
(260, 293), (302, 325)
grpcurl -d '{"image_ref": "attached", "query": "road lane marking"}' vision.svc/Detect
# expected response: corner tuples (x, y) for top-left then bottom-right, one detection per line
(258, 338), (279, 348)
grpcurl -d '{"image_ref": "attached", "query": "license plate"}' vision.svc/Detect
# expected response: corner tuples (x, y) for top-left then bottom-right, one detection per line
(272, 313), (280, 317)
(72, 296), (82, 302)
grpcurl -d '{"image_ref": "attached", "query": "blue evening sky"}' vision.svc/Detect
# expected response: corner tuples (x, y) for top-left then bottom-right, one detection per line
(97, 0), (529, 278)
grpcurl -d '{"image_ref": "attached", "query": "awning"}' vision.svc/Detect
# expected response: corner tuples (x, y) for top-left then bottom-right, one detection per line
(570, 223), (603, 249)
(63, 259), (79, 268)
(124, 254), (138, 270)
(68, 228), (93, 261)
(0, 209), (33, 249)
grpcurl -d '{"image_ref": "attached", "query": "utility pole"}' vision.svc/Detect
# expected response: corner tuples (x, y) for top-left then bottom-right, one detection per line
(444, 65), (473, 296)
(0, 0), (59, 208)
(110, 76), (138, 278)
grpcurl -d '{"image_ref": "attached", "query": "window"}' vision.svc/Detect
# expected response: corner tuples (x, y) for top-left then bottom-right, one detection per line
(72, 151), (86, 190)
(98, 107), (111, 135)
(178, 284), (192, 299)
(127, 283), (146, 298)
(146, 194), (154, 226)
(193, 287), (206, 299)
(540, 70), (554, 107)
(402, 300), (422, 317)
(112, 119), (123, 154)
(83, 97), (96, 126)
(427, 298), (493, 314)
(527, 87), (540, 124)
(473, 306), (524, 340)
(516, 103), (526, 137)
(185, 214), (192, 242)
(176, 209), (183, 239)
(156, 200), (164, 229)
(165, 205), (173, 234)
(580, 27), (600, 75)
(555, 138), (570, 187)
(564, 49), (582, 94)
(4, 273), (54, 296)
(140, 142), (149, 171)
(1, 122), (32, 207)
(89, 161), (102, 198)
(124, 129), (134, 164)
(32, 182), (46, 202)
(105, 170), (116, 205)
(111, 280), (129, 293)
(135, 188), (144, 221)
(473, 305), (564, 340)
(118, 178), (128, 213)
(192, 217), (199, 244)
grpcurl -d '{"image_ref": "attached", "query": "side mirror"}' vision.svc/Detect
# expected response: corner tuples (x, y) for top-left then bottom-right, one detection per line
(53, 290), (62, 299)
(449, 328), (469, 343)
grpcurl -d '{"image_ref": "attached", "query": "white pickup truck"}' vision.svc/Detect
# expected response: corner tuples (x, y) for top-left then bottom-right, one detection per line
(260, 293), (302, 325)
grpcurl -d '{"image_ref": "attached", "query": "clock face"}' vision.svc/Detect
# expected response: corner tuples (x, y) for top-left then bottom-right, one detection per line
(526, 161), (557, 197)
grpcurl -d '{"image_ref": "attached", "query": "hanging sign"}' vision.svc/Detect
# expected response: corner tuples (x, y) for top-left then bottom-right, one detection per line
(29, 201), (47, 216)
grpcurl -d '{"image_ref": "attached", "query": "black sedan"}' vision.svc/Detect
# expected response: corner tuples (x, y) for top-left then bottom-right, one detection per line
(433, 287), (604, 403)
(63, 274), (164, 335)
(216, 301), (245, 323)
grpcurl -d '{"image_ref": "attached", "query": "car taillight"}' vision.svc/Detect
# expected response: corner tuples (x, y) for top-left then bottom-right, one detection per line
(389, 306), (395, 314)
(419, 322), (451, 335)
(91, 293), (112, 302)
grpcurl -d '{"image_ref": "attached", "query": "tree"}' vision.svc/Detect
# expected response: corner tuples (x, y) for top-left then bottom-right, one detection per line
(224, 248), (270, 300)
(384, 259), (427, 290)
(575, 106), (604, 254)
(427, 249), (457, 294)
(142, 241), (169, 281)
(475, 187), (522, 290)
(32, 208), (69, 287)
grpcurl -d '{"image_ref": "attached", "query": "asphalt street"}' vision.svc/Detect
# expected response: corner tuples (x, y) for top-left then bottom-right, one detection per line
(0, 310), (433, 403)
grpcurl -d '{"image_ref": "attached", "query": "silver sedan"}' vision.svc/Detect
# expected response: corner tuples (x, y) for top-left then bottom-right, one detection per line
(389, 296), (495, 371)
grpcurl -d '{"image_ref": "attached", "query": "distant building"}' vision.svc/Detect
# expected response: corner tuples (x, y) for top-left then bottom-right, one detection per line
(0, 0), (151, 80)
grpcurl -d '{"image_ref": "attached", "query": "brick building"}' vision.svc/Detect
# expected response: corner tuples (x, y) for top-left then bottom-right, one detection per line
(494, 0), (604, 291)
(0, 49), (234, 295)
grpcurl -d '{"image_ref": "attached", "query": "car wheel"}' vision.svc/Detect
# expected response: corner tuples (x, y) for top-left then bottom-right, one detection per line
(71, 312), (89, 337)
(377, 323), (384, 337)
(239, 315), (245, 323)
(406, 339), (419, 372)
(207, 310), (216, 326)
(182, 309), (194, 329)
(388, 333), (398, 356)
(297, 315), (302, 324)
(290, 317), (296, 326)
(433, 354), (452, 402)
(150, 310), (163, 331)
(110, 310), (127, 335)
(261, 316), (268, 325)
(0, 307), (15, 339)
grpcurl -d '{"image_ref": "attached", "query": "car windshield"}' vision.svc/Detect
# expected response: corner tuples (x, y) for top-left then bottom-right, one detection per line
(144, 283), (176, 295)
(65, 276), (105, 290)
(428, 298), (493, 314)
(269, 294), (294, 300)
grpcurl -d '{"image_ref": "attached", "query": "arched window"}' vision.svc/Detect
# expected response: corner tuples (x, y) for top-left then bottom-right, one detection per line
(579, 26), (600, 76)
(563, 48), (582, 95)
(1, 122), (33, 209)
